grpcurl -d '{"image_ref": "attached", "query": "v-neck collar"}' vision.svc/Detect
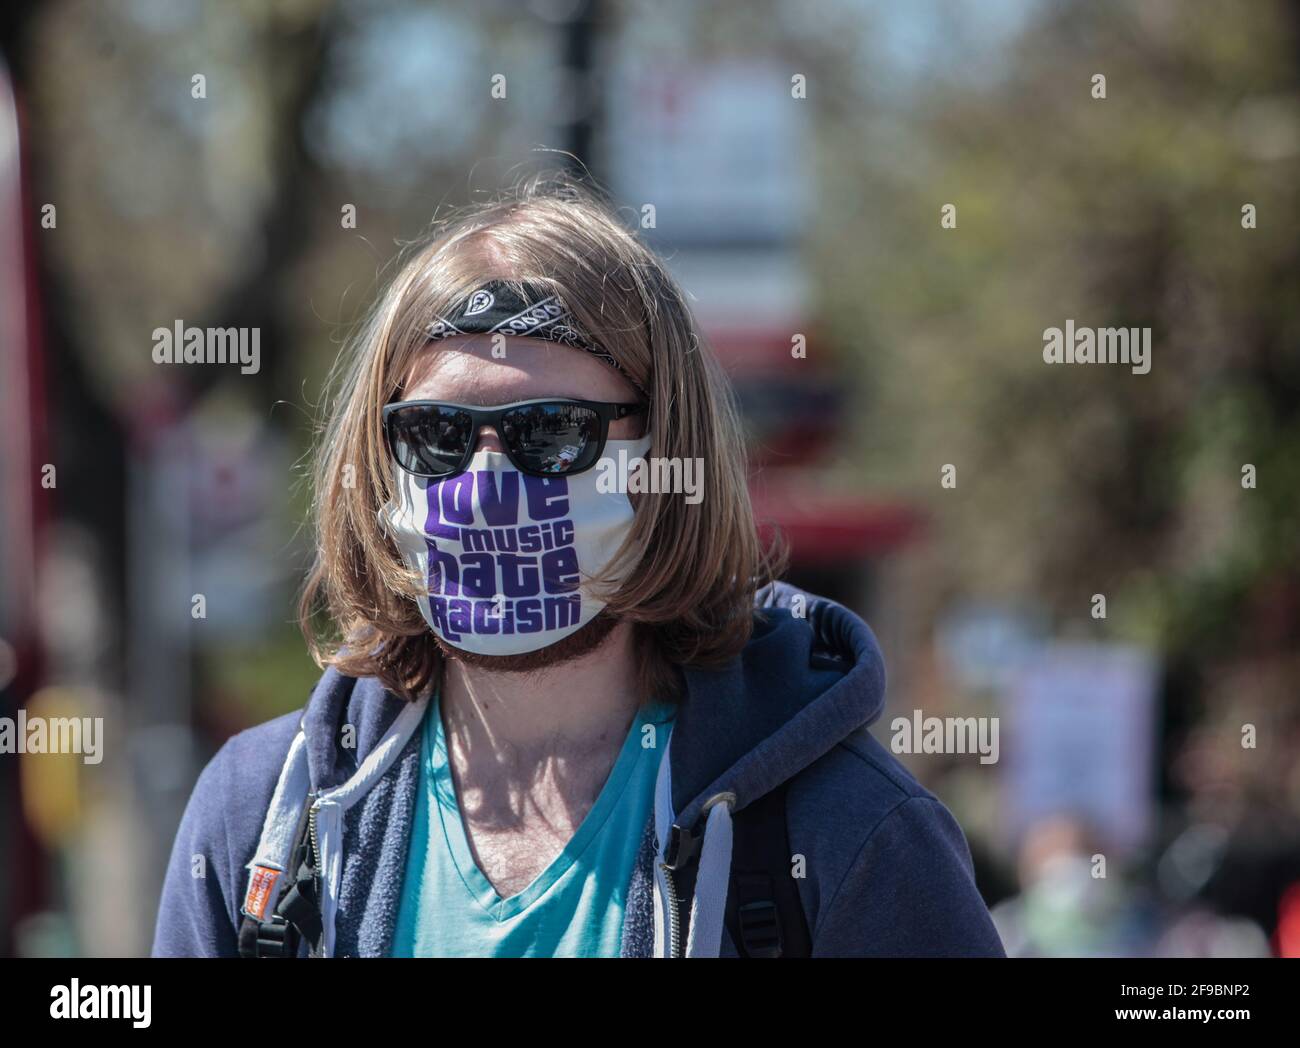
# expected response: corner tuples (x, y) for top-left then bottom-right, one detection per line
(425, 692), (674, 923)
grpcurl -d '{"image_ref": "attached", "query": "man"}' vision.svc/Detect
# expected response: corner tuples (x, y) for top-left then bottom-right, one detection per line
(152, 173), (1004, 958)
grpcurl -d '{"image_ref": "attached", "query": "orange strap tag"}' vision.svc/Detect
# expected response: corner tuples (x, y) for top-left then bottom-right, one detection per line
(243, 865), (282, 920)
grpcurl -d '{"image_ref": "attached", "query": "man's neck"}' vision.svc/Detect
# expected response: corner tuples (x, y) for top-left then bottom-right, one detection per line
(435, 621), (645, 897)
(438, 620), (642, 761)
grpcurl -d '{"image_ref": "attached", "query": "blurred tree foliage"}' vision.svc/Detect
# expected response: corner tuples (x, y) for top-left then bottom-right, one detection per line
(812, 0), (1299, 693)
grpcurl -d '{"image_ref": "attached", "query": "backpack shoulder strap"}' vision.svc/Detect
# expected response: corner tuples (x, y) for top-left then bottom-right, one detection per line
(237, 786), (316, 958)
(724, 778), (812, 958)
(236, 711), (323, 958)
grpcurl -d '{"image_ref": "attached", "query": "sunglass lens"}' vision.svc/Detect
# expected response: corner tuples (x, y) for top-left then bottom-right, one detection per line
(501, 403), (601, 474)
(388, 405), (473, 477)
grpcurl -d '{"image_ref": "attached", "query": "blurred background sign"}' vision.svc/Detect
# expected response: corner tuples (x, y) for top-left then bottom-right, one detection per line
(1001, 642), (1161, 857)
(606, 57), (809, 247)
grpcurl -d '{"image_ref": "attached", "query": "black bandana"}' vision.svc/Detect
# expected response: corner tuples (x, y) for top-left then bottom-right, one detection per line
(425, 279), (648, 399)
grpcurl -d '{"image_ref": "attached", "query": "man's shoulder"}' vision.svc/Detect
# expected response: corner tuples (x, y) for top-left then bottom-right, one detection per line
(152, 707), (307, 956)
(225, 706), (304, 753)
(184, 708), (305, 852)
(787, 723), (940, 832)
(211, 708), (304, 789)
(782, 725), (971, 905)
(781, 726), (1004, 956)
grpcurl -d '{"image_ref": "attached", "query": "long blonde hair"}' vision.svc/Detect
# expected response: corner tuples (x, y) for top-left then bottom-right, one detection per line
(299, 171), (784, 701)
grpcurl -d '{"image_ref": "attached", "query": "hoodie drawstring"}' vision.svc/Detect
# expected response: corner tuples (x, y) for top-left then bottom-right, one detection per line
(306, 693), (429, 957)
(685, 793), (735, 957)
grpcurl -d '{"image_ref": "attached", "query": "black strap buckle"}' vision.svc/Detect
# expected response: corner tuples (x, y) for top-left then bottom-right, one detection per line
(253, 914), (297, 958)
(662, 821), (701, 871)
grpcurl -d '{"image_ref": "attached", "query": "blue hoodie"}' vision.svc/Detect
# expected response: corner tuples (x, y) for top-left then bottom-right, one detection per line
(151, 581), (1005, 957)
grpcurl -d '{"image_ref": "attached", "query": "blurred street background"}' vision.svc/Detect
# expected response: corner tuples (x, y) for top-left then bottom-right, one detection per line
(1, 0), (1298, 957)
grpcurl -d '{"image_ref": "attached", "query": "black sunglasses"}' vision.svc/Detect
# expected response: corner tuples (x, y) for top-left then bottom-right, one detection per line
(382, 397), (648, 480)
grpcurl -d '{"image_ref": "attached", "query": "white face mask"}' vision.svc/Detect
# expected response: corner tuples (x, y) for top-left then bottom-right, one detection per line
(380, 436), (651, 656)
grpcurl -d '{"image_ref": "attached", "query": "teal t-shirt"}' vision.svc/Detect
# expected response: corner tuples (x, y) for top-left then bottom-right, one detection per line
(391, 692), (675, 957)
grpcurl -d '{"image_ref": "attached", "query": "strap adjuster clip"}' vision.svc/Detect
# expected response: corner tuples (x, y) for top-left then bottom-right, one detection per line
(737, 899), (783, 958)
(253, 914), (296, 958)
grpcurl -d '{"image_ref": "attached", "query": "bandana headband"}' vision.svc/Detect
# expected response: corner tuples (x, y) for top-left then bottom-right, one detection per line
(425, 279), (649, 399)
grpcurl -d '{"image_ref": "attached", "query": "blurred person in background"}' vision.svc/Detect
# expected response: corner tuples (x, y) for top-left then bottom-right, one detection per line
(150, 173), (1005, 958)
(991, 814), (1157, 957)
